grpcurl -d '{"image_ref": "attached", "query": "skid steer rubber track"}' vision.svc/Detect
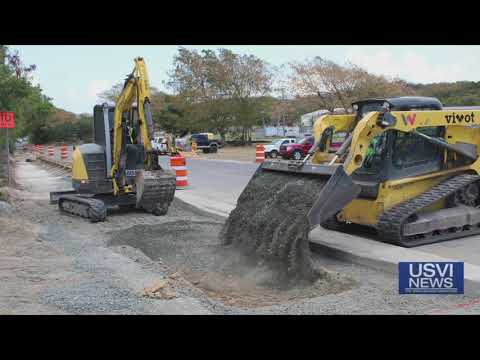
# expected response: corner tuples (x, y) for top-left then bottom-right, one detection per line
(377, 174), (480, 247)
(58, 195), (107, 222)
(220, 167), (329, 282)
(136, 169), (176, 215)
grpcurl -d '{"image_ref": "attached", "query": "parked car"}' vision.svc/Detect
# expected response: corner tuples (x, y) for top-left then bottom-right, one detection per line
(280, 136), (315, 160)
(263, 138), (297, 159)
(190, 133), (224, 153)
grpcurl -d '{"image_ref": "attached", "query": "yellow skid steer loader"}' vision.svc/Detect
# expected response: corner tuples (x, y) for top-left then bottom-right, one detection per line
(222, 96), (480, 279)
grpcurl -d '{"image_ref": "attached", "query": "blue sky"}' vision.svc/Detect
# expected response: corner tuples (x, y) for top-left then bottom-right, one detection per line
(11, 45), (480, 114)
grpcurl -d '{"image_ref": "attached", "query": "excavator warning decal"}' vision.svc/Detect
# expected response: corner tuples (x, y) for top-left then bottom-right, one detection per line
(401, 113), (416, 126)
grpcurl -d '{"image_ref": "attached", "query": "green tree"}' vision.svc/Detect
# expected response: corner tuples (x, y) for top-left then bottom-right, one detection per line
(167, 47), (273, 142)
(0, 46), (54, 146)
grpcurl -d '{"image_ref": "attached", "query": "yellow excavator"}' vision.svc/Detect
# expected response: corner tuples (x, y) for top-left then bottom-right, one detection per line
(223, 96), (480, 277)
(50, 57), (177, 221)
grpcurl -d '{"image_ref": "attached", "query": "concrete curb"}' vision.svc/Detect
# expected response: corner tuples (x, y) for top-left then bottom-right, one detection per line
(175, 191), (232, 218)
(309, 227), (480, 296)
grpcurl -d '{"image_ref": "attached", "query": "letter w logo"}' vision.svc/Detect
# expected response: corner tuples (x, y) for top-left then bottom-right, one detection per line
(402, 114), (416, 126)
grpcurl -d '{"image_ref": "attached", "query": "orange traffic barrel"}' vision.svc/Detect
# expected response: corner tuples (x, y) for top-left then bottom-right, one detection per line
(170, 154), (188, 188)
(38, 144), (45, 156)
(48, 144), (55, 157)
(60, 144), (68, 160)
(255, 144), (265, 163)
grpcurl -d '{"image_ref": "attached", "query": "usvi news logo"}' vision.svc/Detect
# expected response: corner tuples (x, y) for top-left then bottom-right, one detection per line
(399, 262), (464, 294)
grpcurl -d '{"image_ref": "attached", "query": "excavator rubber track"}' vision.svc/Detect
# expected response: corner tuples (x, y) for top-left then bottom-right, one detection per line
(58, 195), (107, 222)
(377, 174), (480, 247)
(136, 169), (176, 215)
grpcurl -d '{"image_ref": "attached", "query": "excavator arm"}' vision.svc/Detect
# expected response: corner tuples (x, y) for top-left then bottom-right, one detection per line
(111, 57), (154, 194)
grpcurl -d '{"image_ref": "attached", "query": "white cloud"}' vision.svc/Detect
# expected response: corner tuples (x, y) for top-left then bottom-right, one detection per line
(87, 79), (109, 100)
(345, 47), (469, 83)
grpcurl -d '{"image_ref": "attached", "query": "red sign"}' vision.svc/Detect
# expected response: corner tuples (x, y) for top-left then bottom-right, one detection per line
(0, 112), (15, 129)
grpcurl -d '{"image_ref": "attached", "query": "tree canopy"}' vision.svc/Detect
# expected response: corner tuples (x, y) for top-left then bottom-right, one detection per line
(4, 44), (480, 151)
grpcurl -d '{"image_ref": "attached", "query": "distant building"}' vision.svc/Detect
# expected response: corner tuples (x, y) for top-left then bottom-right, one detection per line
(254, 126), (300, 139)
(300, 108), (348, 134)
(300, 109), (330, 134)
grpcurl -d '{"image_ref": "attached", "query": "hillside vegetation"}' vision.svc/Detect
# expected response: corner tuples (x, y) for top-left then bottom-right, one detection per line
(411, 81), (480, 106)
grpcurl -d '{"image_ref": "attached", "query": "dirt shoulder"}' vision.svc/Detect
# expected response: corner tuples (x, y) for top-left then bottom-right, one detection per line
(182, 145), (257, 163)
(0, 201), (74, 314)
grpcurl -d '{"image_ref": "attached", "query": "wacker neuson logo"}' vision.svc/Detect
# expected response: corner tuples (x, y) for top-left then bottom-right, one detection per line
(399, 262), (464, 294)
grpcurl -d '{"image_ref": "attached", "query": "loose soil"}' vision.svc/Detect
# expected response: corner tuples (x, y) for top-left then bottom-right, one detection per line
(108, 220), (355, 308)
(221, 169), (329, 283)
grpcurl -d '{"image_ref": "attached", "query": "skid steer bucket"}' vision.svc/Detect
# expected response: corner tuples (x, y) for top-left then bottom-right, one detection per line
(308, 166), (361, 226)
(220, 159), (360, 282)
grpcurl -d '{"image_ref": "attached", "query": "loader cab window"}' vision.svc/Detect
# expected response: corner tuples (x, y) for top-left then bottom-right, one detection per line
(357, 132), (389, 174)
(391, 126), (444, 178)
(356, 102), (385, 120)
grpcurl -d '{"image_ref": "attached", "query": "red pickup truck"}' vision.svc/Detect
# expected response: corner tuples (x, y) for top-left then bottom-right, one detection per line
(280, 136), (315, 160)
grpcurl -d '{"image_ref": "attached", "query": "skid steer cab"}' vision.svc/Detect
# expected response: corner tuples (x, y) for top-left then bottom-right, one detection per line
(311, 96), (443, 164)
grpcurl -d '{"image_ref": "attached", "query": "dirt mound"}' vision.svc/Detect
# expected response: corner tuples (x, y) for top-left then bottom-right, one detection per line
(220, 169), (328, 283)
(108, 220), (355, 308)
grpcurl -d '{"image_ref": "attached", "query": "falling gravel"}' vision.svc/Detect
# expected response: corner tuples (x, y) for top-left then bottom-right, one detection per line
(221, 168), (329, 284)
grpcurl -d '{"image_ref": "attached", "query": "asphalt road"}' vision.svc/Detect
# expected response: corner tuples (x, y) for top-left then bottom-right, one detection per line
(159, 157), (259, 210)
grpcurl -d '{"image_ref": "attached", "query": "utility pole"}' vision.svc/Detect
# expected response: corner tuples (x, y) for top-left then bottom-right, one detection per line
(281, 88), (287, 137)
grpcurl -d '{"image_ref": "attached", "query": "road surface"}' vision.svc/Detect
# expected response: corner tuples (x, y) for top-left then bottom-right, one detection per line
(160, 157), (258, 215)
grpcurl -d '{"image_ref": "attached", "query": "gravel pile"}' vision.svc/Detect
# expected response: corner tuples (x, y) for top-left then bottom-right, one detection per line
(221, 169), (328, 283)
